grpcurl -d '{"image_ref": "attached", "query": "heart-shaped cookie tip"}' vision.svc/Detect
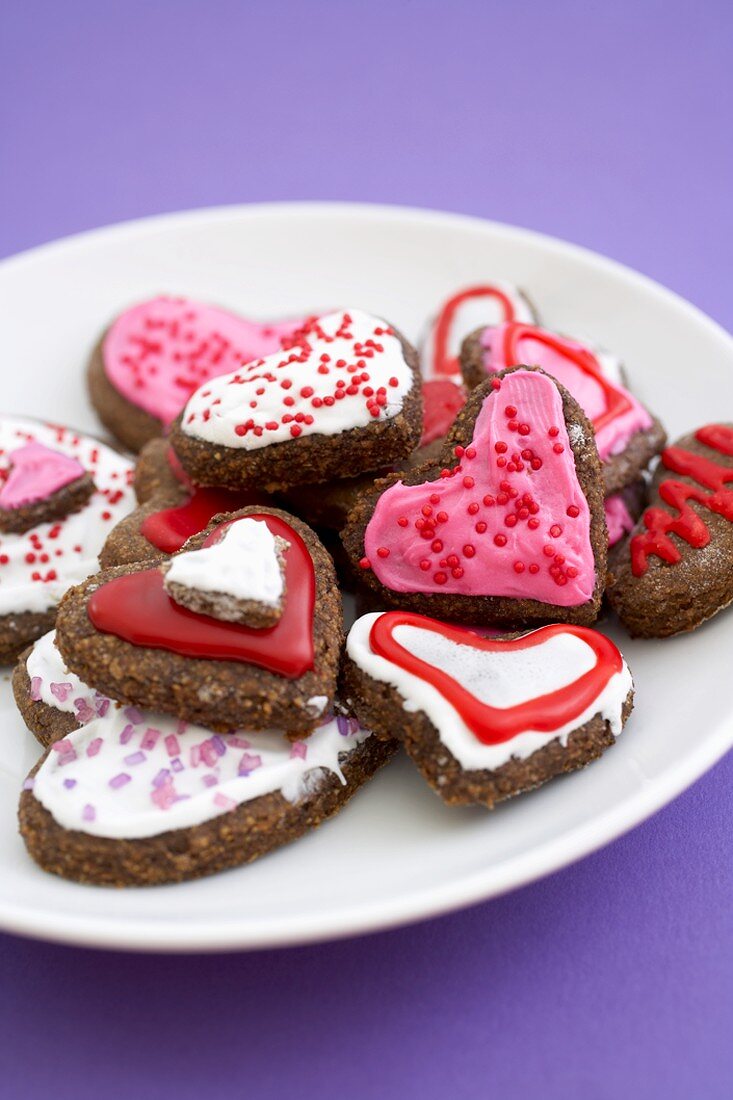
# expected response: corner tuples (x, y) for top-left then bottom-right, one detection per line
(362, 369), (598, 607)
(0, 442), (85, 510)
(103, 296), (304, 427)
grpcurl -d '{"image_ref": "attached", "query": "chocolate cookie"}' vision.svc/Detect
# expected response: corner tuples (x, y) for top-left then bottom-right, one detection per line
(169, 309), (423, 492)
(100, 441), (271, 568)
(342, 611), (633, 808)
(420, 282), (538, 380)
(460, 323), (666, 494)
(342, 366), (608, 629)
(15, 634), (396, 886)
(55, 507), (343, 734)
(607, 423), (733, 637)
(0, 417), (135, 664)
(88, 295), (305, 452)
(604, 480), (646, 549)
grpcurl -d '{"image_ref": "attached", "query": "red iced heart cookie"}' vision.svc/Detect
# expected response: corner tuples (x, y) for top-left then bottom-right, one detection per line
(344, 610), (633, 807)
(421, 283), (537, 380)
(343, 367), (607, 626)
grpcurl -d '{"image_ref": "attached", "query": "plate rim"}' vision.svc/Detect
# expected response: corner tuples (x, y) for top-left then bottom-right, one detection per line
(1, 199), (732, 953)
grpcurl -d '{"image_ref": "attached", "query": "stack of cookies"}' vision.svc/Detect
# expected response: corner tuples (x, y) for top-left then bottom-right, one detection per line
(9, 289), (733, 887)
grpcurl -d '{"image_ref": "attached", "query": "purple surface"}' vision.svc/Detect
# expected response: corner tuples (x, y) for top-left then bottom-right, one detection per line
(1, 1), (732, 1096)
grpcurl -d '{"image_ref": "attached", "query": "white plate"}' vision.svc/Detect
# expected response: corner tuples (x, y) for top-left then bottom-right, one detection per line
(0, 202), (731, 952)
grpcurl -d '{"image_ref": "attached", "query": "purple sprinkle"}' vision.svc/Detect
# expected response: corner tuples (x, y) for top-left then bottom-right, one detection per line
(50, 681), (73, 703)
(200, 740), (218, 767)
(212, 735), (226, 757)
(164, 733), (180, 757)
(202, 774), (218, 788)
(119, 723), (134, 745)
(63, 778), (77, 789)
(51, 738), (74, 754)
(22, 777), (35, 791)
(190, 744), (201, 768)
(336, 714), (360, 737)
(82, 804), (96, 822)
(124, 751), (146, 766)
(238, 752), (262, 776)
(141, 727), (160, 751)
(152, 768), (170, 788)
(290, 741), (307, 760)
(86, 737), (103, 758)
(109, 773), (131, 789)
(227, 736), (251, 749)
(74, 698), (96, 724)
(124, 706), (144, 725)
(96, 698), (110, 717)
(171, 757), (184, 773)
(30, 676), (42, 702)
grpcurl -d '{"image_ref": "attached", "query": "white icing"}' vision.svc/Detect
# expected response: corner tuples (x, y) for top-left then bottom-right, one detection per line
(306, 695), (328, 716)
(164, 518), (286, 606)
(421, 283), (536, 380)
(27, 632), (373, 839)
(346, 613), (632, 771)
(181, 309), (415, 449)
(0, 418), (135, 615)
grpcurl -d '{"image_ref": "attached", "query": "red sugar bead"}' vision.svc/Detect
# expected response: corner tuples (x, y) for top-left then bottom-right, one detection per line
(463, 544), (476, 558)
(431, 539), (443, 553)
(452, 567), (464, 579)
(419, 559), (431, 571)
(377, 547), (390, 558)
(550, 524), (562, 537)
(463, 476), (475, 489)
(430, 493), (440, 505)
(494, 534), (507, 547)
(514, 561), (525, 574)
(483, 494), (495, 507)
(505, 514), (517, 528)
(553, 443), (565, 454)
(529, 563), (540, 574)
(436, 511), (449, 523)
(290, 424), (302, 437)
(566, 505), (580, 518)
(548, 426), (560, 437)
(467, 503), (479, 515)
(359, 557), (371, 570)
(475, 522), (487, 534)
(505, 405), (517, 417)
(397, 517), (408, 527)
(543, 545), (555, 557)
(434, 571), (448, 585)
(494, 442), (507, 454)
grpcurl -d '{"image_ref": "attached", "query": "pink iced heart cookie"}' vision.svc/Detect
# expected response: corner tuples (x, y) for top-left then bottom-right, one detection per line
(420, 283), (537, 381)
(0, 442), (95, 535)
(342, 367), (608, 627)
(169, 309), (423, 491)
(461, 321), (666, 493)
(89, 295), (305, 452)
(343, 610), (634, 807)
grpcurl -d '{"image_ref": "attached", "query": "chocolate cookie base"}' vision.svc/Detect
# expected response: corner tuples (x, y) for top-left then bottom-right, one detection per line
(55, 507), (343, 734)
(341, 654), (633, 808)
(19, 734), (397, 887)
(88, 337), (165, 454)
(342, 366), (608, 629)
(0, 473), (95, 535)
(0, 609), (57, 666)
(460, 329), (666, 494)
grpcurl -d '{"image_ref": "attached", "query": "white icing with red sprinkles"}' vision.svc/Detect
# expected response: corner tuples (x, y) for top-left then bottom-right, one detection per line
(27, 631), (373, 839)
(0, 418), (135, 615)
(180, 309), (415, 450)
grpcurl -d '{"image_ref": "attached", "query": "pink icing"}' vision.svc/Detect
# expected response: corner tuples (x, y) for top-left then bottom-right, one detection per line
(604, 493), (635, 548)
(480, 323), (652, 463)
(363, 370), (596, 606)
(0, 443), (85, 509)
(102, 296), (303, 427)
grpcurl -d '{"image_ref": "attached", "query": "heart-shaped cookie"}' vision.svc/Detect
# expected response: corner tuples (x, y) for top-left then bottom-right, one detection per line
(421, 283), (537, 380)
(88, 295), (305, 452)
(461, 321), (666, 493)
(55, 506), (343, 734)
(0, 442), (95, 534)
(343, 610), (633, 807)
(607, 423), (733, 637)
(342, 367), (607, 627)
(169, 309), (423, 491)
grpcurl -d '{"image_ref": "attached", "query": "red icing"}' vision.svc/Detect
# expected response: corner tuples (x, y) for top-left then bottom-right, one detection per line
(631, 424), (733, 576)
(433, 285), (518, 377)
(369, 612), (623, 744)
(498, 324), (631, 434)
(88, 514), (314, 676)
(140, 447), (268, 553)
(420, 380), (466, 447)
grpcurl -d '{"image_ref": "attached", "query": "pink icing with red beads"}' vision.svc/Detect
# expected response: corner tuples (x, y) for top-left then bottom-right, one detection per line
(102, 296), (304, 427)
(480, 323), (652, 463)
(362, 370), (596, 606)
(0, 442), (85, 510)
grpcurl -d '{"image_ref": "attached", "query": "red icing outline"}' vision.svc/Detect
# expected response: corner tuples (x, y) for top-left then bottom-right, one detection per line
(369, 612), (622, 745)
(433, 286), (518, 377)
(140, 448), (267, 553)
(630, 424), (733, 576)
(498, 323), (632, 434)
(88, 514), (315, 676)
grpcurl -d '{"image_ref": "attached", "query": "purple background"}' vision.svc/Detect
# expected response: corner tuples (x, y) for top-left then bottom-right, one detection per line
(1, 1), (732, 1096)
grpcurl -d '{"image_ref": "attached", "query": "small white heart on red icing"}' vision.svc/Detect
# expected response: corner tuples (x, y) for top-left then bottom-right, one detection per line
(362, 369), (597, 608)
(347, 611), (631, 770)
(103, 296), (304, 427)
(179, 309), (416, 450)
